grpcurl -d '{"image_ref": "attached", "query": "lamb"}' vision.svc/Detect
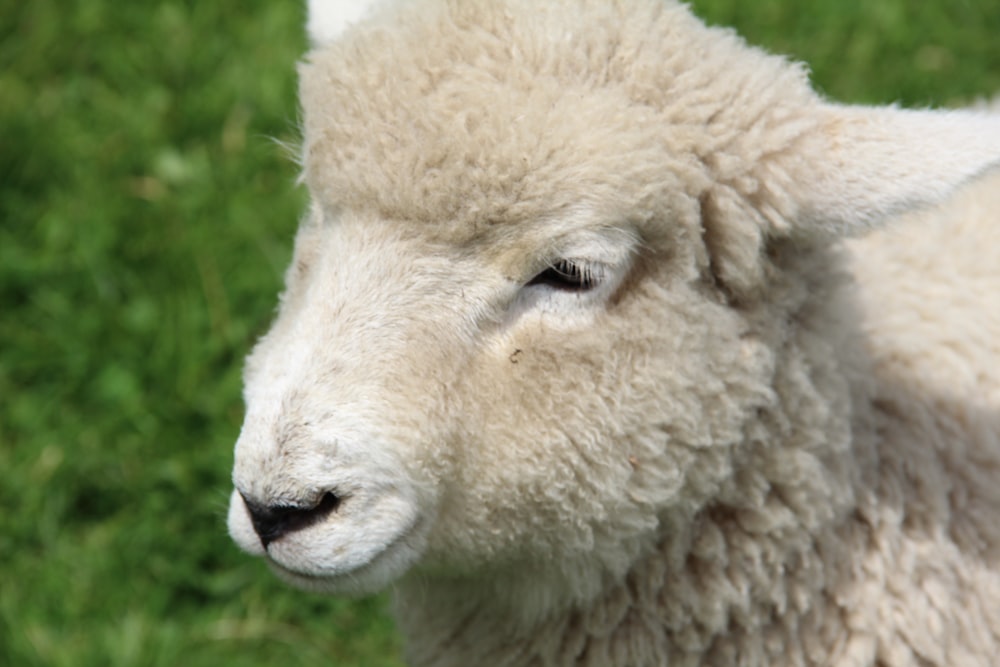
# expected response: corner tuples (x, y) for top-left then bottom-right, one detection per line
(225, 1), (1000, 664)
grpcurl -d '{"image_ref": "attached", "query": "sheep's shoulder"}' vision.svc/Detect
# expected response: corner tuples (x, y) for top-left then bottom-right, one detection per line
(838, 169), (1000, 664)
(846, 169), (1000, 403)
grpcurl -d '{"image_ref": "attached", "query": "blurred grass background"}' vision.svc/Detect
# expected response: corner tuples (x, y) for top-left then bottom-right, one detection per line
(1, 1), (997, 665)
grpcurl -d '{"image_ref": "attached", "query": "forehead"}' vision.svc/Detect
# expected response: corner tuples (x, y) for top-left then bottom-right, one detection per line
(298, 0), (808, 241)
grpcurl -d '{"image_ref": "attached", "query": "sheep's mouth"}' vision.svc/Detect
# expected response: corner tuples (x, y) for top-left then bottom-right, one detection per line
(265, 512), (429, 595)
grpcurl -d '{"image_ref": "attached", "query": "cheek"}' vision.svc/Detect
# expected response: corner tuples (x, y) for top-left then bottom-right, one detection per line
(428, 274), (774, 562)
(431, 309), (649, 558)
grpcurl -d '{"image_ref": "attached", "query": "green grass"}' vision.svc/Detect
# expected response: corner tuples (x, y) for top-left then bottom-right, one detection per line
(1, 1), (997, 665)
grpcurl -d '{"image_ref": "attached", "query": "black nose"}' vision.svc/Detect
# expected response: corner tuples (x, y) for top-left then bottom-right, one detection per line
(241, 492), (341, 548)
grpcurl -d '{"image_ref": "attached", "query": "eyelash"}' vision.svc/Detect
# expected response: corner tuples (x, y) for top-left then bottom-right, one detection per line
(526, 259), (601, 291)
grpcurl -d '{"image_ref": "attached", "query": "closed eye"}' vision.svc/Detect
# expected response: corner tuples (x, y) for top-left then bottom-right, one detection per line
(526, 259), (603, 291)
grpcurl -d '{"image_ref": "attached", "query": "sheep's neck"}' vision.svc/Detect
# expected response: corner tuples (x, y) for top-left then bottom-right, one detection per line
(393, 504), (873, 667)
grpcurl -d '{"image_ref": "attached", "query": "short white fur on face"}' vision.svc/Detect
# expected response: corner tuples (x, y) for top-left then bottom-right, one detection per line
(229, 1), (1000, 665)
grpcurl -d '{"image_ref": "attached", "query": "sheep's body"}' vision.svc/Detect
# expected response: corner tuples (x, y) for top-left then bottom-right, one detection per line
(227, 2), (1000, 665)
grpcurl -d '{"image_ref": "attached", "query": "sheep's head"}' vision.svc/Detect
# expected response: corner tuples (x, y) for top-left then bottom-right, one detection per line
(228, 0), (1000, 607)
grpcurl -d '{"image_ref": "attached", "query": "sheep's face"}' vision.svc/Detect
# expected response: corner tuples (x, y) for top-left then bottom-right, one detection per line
(228, 191), (779, 600)
(228, 0), (792, 601)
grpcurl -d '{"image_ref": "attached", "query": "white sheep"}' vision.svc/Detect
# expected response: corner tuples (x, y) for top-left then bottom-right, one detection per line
(226, 1), (1000, 665)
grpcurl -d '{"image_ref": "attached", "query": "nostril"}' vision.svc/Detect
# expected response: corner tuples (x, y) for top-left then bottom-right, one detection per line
(241, 491), (342, 548)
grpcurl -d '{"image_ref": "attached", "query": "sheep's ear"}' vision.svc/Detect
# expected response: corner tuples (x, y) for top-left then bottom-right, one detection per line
(306, 0), (381, 45)
(783, 105), (1000, 239)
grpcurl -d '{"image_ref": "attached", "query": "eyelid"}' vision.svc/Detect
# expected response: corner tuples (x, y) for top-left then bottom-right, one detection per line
(527, 258), (607, 291)
(514, 224), (639, 292)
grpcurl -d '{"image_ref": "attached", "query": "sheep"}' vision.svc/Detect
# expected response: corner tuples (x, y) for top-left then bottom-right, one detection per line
(226, 1), (1000, 665)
